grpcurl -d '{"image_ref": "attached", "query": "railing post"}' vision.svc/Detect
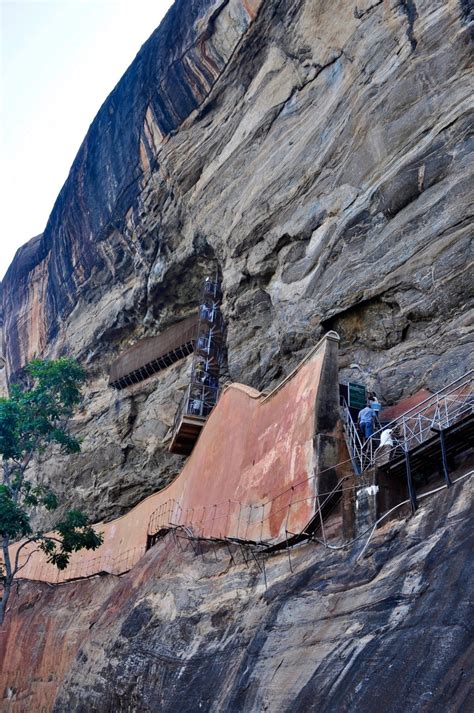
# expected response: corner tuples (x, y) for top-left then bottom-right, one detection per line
(431, 427), (452, 488)
(405, 450), (417, 513)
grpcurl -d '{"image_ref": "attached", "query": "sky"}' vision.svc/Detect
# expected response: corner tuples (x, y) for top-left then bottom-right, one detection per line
(0, 0), (174, 280)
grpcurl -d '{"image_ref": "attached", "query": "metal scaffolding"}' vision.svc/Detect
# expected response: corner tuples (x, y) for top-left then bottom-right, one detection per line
(341, 370), (473, 475)
(169, 277), (224, 454)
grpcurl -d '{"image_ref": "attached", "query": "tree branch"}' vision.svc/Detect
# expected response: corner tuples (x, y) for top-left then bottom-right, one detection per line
(14, 548), (40, 575)
(2, 535), (12, 581)
(13, 537), (38, 574)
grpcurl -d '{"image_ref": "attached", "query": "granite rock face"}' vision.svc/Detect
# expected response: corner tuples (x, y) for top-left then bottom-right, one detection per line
(1, 475), (472, 712)
(1, 0), (473, 522)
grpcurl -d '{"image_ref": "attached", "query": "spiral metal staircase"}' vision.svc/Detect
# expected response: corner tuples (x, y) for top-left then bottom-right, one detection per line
(169, 277), (224, 455)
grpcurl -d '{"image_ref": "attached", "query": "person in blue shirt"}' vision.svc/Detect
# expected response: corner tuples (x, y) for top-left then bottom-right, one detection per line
(358, 402), (375, 441)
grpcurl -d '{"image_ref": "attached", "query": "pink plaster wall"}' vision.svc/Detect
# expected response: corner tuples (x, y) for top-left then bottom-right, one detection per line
(7, 333), (340, 583)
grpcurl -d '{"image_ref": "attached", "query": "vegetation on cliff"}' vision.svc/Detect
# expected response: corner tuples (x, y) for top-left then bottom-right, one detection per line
(0, 358), (102, 623)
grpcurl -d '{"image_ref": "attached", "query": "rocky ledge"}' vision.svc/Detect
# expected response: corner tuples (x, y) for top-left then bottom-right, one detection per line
(1, 471), (472, 712)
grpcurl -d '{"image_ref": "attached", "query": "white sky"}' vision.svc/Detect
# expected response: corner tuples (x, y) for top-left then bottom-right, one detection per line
(0, 0), (174, 280)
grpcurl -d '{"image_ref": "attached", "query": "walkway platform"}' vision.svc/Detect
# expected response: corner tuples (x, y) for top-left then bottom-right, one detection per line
(380, 412), (474, 481)
(169, 414), (206, 455)
(342, 370), (473, 475)
(109, 314), (197, 389)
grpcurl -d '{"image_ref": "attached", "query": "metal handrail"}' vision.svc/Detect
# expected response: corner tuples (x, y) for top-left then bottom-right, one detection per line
(341, 399), (365, 474)
(373, 373), (473, 439)
(377, 370), (473, 426)
(342, 371), (473, 473)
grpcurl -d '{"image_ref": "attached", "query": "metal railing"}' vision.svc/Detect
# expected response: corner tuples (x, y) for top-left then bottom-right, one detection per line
(170, 277), (224, 438)
(172, 383), (221, 432)
(12, 469), (350, 585)
(146, 469), (350, 549)
(14, 545), (145, 584)
(341, 399), (366, 475)
(342, 370), (474, 473)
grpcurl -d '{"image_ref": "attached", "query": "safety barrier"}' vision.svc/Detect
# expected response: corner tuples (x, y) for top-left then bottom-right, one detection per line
(147, 469), (353, 549)
(14, 545), (145, 584)
(342, 370), (473, 473)
(10, 470), (348, 587)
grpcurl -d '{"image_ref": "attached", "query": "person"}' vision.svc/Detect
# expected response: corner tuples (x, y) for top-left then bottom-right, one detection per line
(379, 428), (393, 447)
(358, 402), (375, 441)
(368, 392), (382, 415)
(374, 428), (393, 466)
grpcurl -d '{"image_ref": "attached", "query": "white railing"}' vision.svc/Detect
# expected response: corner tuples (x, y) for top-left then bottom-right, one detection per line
(341, 399), (366, 475)
(342, 370), (473, 474)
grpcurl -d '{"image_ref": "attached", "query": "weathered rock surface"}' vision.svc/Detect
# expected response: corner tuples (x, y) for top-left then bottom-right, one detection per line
(1, 3), (472, 709)
(0, 297), (7, 398)
(1, 1), (473, 519)
(1, 474), (472, 712)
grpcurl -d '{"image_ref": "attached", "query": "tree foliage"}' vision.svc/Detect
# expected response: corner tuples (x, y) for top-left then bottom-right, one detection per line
(0, 358), (103, 623)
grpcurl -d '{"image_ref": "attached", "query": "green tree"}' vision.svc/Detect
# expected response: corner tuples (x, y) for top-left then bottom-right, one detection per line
(0, 358), (103, 624)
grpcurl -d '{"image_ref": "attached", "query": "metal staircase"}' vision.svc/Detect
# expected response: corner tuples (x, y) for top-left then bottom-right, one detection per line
(341, 370), (474, 476)
(169, 277), (224, 455)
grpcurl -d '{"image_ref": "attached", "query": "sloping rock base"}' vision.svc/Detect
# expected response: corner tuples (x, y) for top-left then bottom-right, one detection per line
(1, 477), (472, 712)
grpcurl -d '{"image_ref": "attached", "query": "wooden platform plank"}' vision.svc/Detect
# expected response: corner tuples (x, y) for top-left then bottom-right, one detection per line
(169, 414), (207, 455)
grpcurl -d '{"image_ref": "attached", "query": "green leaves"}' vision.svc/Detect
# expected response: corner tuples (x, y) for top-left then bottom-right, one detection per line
(0, 358), (96, 623)
(0, 398), (22, 461)
(20, 482), (59, 511)
(42, 490), (59, 511)
(0, 485), (32, 538)
(39, 510), (103, 570)
(0, 357), (86, 464)
(26, 358), (86, 412)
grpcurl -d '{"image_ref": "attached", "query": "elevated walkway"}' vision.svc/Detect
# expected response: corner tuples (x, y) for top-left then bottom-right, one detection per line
(6, 331), (342, 584)
(109, 314), (197, 389)
(341, 370), (473, 475)
(169, 278), (224, 455)
(380, 412), (474, 481)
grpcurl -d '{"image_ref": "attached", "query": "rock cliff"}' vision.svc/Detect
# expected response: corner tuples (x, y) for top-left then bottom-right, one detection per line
(1, 2), (473, 709)
(1, 0), (473, 539)
(1, 474), (473, 712)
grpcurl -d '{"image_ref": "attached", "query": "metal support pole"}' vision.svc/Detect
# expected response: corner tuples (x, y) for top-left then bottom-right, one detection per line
(439, 429), (452, 487)
(261, 554), (268, 590)
(239, 543), (249, 567)
(187, 535), (199, 556)
(316, 490), (327, 546)
(405, 451), (417, 513)
(225, 542), (235, 567)
(249, 548), (262, 574)
(432, 427), (452, 488)
(285, 530), (293, 573)
(245, 505), (252, 540)
(226, 500), (231, 538)
(211, 504), (217, 539)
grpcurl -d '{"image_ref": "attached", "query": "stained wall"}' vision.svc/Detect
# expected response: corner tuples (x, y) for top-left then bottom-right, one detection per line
(7, 333), (341, 583)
